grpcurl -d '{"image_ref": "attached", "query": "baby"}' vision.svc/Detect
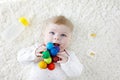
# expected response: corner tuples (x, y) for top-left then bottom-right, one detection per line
(17, 16), (83, 80)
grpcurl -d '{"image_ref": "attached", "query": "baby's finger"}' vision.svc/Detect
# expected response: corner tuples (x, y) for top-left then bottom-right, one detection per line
(57, 59), (65, 63)
(35, 47), (42, 52)
(36, 53), (43, 57)
(57, 60), (62, 63)
(57, 51), (66, 55)
(41, 45), (46, 51)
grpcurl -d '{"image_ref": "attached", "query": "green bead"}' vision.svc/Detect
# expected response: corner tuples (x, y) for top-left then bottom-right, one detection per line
(42, 50), (50, 59)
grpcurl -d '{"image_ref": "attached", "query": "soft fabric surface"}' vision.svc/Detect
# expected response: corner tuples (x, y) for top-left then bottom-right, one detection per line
(0, 0), (120, 80)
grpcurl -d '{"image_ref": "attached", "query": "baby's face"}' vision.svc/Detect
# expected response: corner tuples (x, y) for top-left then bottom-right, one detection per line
(44, 23), (72, 51)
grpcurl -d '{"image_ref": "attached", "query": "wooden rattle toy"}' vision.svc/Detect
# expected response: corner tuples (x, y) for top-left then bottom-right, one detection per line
(38, 42), (60, 70)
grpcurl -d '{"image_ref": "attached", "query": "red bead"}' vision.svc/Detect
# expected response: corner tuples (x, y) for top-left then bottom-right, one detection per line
(47, 63), (55, 70)
(52, 56), (59, 62)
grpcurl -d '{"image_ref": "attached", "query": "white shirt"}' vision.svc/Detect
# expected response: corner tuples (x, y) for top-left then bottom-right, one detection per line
(17, 43), (83, 80)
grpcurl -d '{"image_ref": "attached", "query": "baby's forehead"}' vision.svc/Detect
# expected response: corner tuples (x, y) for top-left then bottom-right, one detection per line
(46, 23), (72, 32)
(47, 23), (70, 30)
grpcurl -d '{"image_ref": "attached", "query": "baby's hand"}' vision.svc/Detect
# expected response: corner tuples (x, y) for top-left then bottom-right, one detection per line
(35, 44), (46, 57)
(57, 51), (68, 63)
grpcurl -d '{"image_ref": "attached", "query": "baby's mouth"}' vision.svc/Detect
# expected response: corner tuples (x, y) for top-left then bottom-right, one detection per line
(54, 43), (60, 46)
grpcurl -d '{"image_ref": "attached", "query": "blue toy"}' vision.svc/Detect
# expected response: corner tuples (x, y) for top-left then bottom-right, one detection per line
(46, 42), (54, 49)
(47, 42), (60, 56)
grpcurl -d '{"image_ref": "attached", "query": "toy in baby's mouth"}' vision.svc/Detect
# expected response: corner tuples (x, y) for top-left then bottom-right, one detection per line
(38, 42), (60, 70)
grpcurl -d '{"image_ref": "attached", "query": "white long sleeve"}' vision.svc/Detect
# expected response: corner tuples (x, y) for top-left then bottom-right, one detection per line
(60, 51), (83, 78)
(17, 43), (39, 65)
(17, 44), (83, 80)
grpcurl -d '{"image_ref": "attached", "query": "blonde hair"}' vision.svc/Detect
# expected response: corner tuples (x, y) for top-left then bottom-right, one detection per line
(47, 16), (74, 31)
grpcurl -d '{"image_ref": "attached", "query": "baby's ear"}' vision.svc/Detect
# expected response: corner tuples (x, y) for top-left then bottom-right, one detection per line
(70, 34), (72, 38)
(68, 34), (72, 41)
(68, 35), (73, 45)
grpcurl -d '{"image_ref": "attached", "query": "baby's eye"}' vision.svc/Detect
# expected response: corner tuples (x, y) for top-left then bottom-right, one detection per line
(61, 34), (67, 37)
(49, 32), (55, 35)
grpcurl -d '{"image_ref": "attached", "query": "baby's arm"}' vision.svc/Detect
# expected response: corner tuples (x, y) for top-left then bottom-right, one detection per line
(60, 51), (83, 78)
(17, 43), (39, 65)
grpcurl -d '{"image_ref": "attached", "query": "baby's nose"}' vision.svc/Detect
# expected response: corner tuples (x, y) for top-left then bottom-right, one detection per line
(54, 37), (59, 40)
(54, 35), (60, 40)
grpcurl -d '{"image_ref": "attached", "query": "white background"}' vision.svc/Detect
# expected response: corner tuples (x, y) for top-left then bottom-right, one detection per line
(0, 0), (120, 80)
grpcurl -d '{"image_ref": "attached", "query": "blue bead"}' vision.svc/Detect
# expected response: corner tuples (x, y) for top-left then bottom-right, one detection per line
(54, 46), (60, 52)
(46, 42), (54, 50)
(50, 47), (59, 56)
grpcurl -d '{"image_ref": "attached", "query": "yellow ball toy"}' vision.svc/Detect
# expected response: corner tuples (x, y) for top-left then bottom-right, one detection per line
(38, 61), (47, 69)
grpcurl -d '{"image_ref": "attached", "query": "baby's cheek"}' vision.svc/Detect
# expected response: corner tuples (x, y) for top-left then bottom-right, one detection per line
(61, 40), (68, 48)
(64, 39), (70, 46)
(64, 38), (69, 43)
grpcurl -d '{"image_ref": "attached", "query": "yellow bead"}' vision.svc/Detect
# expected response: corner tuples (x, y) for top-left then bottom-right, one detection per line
(38, 61), (47, 69)
(90, 33), (96, 37)
(19, 17), (29, 26)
